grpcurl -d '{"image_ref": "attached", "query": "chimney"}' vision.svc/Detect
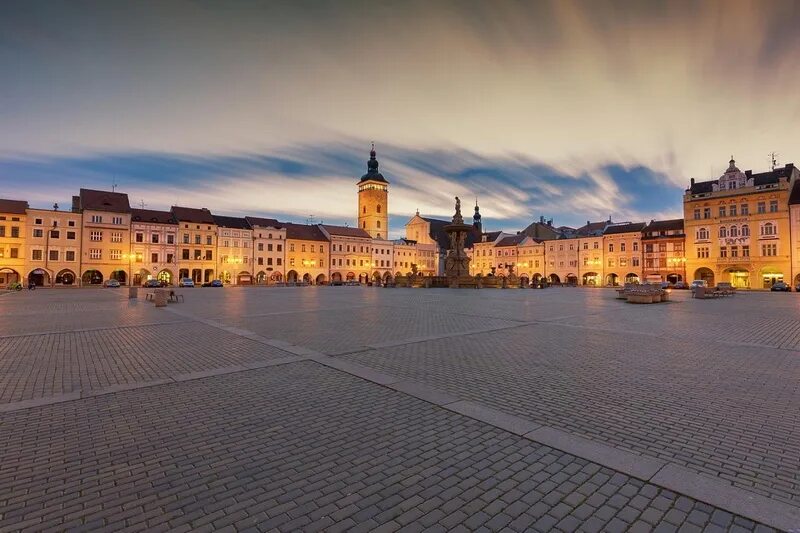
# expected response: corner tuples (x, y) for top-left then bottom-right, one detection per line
(71, 195), (80, 213)
(690, 178), (695, 186)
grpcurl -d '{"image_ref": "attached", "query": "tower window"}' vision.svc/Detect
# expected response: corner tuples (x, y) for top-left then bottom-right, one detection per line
(377, 221), (381, 228)
(362, 206), (366, 214)
(362, 221), (366, 228)
(377, 204), (381, 213)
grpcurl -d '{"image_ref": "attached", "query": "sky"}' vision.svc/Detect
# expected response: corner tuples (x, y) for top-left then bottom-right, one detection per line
(2, 0), (800, 237)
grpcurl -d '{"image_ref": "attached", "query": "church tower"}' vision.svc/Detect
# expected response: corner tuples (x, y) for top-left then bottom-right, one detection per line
(358, 144), (389, 239)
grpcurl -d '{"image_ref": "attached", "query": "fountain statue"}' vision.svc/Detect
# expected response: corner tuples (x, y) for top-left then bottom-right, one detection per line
(444, 196), (472, 282)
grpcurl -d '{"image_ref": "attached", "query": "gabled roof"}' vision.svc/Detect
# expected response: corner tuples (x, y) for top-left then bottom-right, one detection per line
(79, 189), (131, 213)
(245, 216), (283, 229)
(643, 218), (684, 233)
(171, 206), (215, 224)
(520, 220), (562, 241)
(496, 234), (526, 247)
(422, 217), (452, 250)
(575, 220), (609, 236)
(321, 224), (371, 239)
(688, 163), (796, 194)
(283, 222), (329, 242)
(0, 199), (29, 214)
(130, 208), (177, 225)
(603, 222), (646, 235)
(212, 215), (251, 230)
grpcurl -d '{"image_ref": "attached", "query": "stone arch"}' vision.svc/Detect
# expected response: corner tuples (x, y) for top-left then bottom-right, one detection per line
(82, 269), (104, 285)
(624, 272), (639, 284)
(549, 273), (560, 284)
(55, 269), (76, 286)
(286, 270), (298, 283)
(315, 274), (326, 285)
(694, 267), (714, 286)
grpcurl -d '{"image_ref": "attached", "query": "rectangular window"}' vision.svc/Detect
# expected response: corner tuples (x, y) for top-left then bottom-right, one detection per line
(49, 250), (58, 261)
(277, 258), (282, 266)
(257, 257), (264, 265)
(762, 244), (777, 256)
(195, 234), (201, 244)
(33, 229), (43, 238)
(742, 245), (749, 257)
(729, 205), (737, 216)
(194, 249), (201, 260)
(32, 249), (43, 261)
(167, 234), (174, 244)
(593, 242), (598, 249)
(110, 249), (121, 260)
(167, 253), (174, 263)
(719, 206), (726, 217)
(720, 246), (727, 258)
(182, 249), (190, 260)
(0, 226), (7, 238)
(91, 215), (103, 223)
(770, 200), (778, 213)
(10, 248), (18, 258)
(645, 244), (653, 253)
(302, 244), (306, 252)
(608, 244), (613, 252)
(757, 202), (766, 214)
(257, 243), (264, 251)
(90, 231), (102, 241)
(66, 251), (75, 261)
(183, 233), (190, 244)
(112, 216), (123, 225)
(267, 257), (273, 265)
(205, 251), (212, 260)
(68, 220), (75, 227)
(151, 234), (159, 244)
(11, 226), (19, 238)
(703, 208), (711, 219)
(50, 230), (59, 239)
(731, 246), (738, 257)
(89, 249), (101, 260)
(290, 258), (295, 266)
(620, 243), (626, 252)
(135, 233), (144, 243)
(151, 253), (158, 263)
(206, 236), (213, 245)
(693, 209), (700, 220)
(111, 232), (123, 243)
(223, 240), (229, 248)
(741, 203), (749, 215)
(658, 243), (667, 252)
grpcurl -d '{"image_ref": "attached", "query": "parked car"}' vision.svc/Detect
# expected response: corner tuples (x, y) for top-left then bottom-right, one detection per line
(202, 279), (224, 287)
(143, 279), (160, 288)
(673, 281), (688, 289)
(771, 281), (790, 292)
(179, 278), (195, 287)
(104, 279), (121, 288)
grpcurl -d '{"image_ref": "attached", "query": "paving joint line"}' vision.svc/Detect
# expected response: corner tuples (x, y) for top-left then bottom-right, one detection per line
(302, 350), (800, 531)
(0, 355), (309, 414)
(0, 317), (193, 340)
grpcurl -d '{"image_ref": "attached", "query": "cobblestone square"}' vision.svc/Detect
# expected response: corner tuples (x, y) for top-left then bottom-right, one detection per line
(1, 286), (798, 531)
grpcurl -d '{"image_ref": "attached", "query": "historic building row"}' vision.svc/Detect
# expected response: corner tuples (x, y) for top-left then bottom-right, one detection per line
(2, 154), (799, 289)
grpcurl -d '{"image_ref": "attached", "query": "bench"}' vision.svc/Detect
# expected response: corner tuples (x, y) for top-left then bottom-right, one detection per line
(168, 291), (184, 303)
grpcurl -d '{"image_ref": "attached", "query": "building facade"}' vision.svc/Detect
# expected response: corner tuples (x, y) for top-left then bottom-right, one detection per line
(641, 219), (686, 284)
(321, 225), (372, 283)
(26, 206), (82, 286)
(130, 208), (178, 286)
(684, 159), (796, 289)
(247, 217), (286, 284)
(171, 206), (217, 284)
(74, 189), (132, 285)
(601, 223), (644, 286)
(0, 199), (28, 287)
(214, 215), (254, 285)
(284, 223), (329, 284)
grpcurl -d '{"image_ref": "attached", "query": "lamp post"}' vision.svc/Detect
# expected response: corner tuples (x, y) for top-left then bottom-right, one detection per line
(44, 220), (56, 287)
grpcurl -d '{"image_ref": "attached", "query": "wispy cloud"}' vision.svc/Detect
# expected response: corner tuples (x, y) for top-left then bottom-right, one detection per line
(0, 142), (683, 237)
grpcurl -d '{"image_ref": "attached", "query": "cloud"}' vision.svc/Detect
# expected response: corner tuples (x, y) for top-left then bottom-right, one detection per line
(0, 142), (683, 237)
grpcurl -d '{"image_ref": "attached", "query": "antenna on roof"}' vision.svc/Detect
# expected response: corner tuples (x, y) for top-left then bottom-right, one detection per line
(111, 179), (117, 192)
(307, 214), (315, 225)
(769, 151), (779, 171)
(139, 199), (146, 209)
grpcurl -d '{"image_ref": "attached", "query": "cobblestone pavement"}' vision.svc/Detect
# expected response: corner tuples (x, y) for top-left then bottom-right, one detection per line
(0, 286), (797, 531)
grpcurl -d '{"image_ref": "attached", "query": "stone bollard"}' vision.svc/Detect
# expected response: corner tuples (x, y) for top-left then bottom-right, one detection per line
(154, 288), (168, 308)
(128, 286), (138, 299)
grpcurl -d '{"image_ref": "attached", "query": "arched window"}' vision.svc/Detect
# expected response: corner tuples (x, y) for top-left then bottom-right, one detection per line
(762, 222), (775, 236)
(377, 204), (381, 213)
(730, 225), (738, 237)
(719, 226), (727, 238)
(697, 228), (709, 240)
(741, 225), (750, 237)
(377, 220), (381, 228)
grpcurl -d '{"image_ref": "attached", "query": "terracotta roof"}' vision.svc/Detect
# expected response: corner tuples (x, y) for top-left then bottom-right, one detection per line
(643, 218), (684, 233)
(130, 208), (177, 225)
(171, 206), (215, 224)
(79, 189), (131, 213)
(245, 216), (283, 228)
(212, 215), (251, 230)
(283, 223), (329, 242)
(603, 222), (646, 235)
(496, 235), (526, 247)
(321, 225), (371, 239)
(575, 220), (608, 236)
(0, 199), (29, 214)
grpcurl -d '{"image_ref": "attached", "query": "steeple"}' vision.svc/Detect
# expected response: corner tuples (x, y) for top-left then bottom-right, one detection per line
(473, 199), (482, 233)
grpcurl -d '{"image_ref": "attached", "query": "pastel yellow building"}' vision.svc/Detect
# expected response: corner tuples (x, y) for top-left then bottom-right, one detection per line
(172, 206), (217, 284)
(543, 237), (580, 285)
(74, 189), (132, 286)
(130, 208), (178, 286)
(321, 225), (372, 283)
(214, 215), (254, 285)
(26, 206), (82, 286)
(601, 223), (645, 286)
(284, 223), (328, 284)
(684, 159), (796, 289)
(0, 199), (28, 287)
(246, 217), (286, 284)
(371, 239), (395, 282)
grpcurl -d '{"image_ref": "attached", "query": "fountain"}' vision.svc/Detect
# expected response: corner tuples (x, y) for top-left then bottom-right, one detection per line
(444, 197), (477, 288)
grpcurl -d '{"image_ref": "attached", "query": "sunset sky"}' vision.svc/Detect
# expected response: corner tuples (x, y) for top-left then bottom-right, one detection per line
(2, 0), (799, 237)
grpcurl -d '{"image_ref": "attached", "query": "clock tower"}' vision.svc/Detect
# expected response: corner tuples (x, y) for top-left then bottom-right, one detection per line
(358, 144), (389, 239)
